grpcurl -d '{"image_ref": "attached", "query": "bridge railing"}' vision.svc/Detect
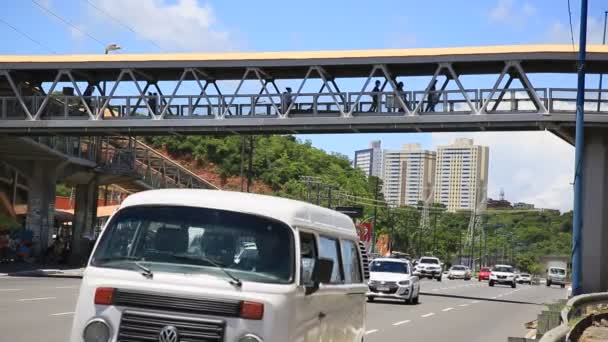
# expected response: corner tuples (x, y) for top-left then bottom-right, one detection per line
(3, 88), (608, 120)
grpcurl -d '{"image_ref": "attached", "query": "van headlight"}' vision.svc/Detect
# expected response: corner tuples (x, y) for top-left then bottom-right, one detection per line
(239, 334), (263, 342)
(83, 318), (111, 342)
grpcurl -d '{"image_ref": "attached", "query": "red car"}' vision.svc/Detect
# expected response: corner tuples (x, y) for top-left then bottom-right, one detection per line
(478, 267), (491, 281)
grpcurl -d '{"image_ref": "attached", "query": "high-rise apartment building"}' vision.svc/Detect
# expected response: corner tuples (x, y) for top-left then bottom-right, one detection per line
(382, 144), (436, 207)
(433, 138), (489, 212)
(354, 140), (382, 178)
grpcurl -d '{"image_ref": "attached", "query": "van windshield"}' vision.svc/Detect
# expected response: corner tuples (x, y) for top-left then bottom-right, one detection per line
(550, 268), (566, 275)
(91, 205), (294, 284)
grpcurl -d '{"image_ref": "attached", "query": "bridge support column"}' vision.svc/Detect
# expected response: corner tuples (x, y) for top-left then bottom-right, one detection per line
(25, 161), (58, 258)
(70, 177), (98, 265)
(581, 129), (608, 293)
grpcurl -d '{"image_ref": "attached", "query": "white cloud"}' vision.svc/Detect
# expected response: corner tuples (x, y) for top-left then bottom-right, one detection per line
(431, 131), (574, 212)
(545, 17), (605, 44)
(89, 0), (232, 52)
(488, 0), (536, 28)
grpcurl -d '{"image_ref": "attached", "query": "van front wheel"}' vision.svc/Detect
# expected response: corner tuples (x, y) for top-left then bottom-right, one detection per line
(367, 296), (374, 302)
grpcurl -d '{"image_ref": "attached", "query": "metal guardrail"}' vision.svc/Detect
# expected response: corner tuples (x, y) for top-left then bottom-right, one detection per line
(1, 88), (608, 120)
(539, 292), (608, 342)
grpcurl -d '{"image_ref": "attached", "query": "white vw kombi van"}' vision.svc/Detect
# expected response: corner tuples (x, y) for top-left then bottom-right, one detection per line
(70, 189), (368, 342)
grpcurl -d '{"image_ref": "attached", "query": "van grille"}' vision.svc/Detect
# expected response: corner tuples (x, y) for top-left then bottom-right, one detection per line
(358, 241), (370, 281)
(118, 310), (224, 342)
(113, 289), (241, 317)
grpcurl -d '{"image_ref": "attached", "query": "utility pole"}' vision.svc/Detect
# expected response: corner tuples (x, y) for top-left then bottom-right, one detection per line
(572, 0), (588, 296)
(371, 177), (379, 254)
(246, 136), (254, 192)
(240, 136), (246, 192)
(597, 11), (607, 112)
(432, 209), (437, 254)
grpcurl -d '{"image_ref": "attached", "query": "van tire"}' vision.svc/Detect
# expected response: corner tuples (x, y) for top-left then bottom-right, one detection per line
(547, 280), (552, 287)
(436, 276), (442, 282)
(367, 296), (374, 302)
(561, 284), (565, 288)
(511, 282), (516, 288)
(412, 295), (419, 304)
(489, 280), (494, 287)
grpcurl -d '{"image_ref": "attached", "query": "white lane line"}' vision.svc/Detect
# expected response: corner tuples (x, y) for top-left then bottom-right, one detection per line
(491, 296), (497, 299)
(471, 300), (480, 304)
(442, 307), (454, 312)
(0, 289), (22, 292)
(392, 320), (411, 326)
(459, 304), (469, 307)
(54, 286), (78, 289)
(432, 288), (439, 291)
(421, 313), (435, 318)
(18, 296), (56, 302)
(365, 329), (378, 335)
(50, 312), (74, 316)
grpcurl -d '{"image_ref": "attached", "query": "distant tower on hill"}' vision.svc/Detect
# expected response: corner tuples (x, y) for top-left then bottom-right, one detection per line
(499, 188), (505, 201)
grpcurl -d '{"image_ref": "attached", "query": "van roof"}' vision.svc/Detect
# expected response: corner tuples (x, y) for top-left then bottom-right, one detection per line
(120, 189), (357, 236)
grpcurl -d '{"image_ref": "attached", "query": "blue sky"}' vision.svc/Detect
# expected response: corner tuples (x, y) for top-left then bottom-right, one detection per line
(1, 0), (607, 210)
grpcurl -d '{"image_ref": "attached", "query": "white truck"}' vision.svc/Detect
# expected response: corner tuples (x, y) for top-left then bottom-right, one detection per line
(546, 260), (568, 288)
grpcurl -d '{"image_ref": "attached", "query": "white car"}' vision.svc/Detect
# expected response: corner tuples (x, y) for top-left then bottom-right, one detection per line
(516, 273), (532, 284)
(448, 265), (471, 280)
(367, 258), (420, 304)
(414, 256), (443, 281)
(489, 264), (517, 288)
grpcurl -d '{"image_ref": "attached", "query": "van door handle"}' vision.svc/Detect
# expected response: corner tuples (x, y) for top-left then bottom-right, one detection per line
(318, 312), (326, 320)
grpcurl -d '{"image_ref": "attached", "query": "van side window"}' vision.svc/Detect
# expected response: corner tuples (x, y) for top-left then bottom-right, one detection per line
(299, 232), (317, 285)
(340, 239), (362, 284)
(318, 236), (344, 284)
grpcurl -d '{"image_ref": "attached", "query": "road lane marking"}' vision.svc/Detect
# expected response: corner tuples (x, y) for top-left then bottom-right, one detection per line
(432, 288), (439, 291)
(393, 320), (410, 326)
(0, 289), (22, 292)
(365, 329), (378, 335)
(54, 286), (79, 289)
(442, 307), (454, 312)
(18, 297), (56, 302)
(491, 296), (497, 299)
(50, 312), (74, 316)
(471, 300), (480, 304)
(421, 313), (435, 318)
(459, 304), (469, 307)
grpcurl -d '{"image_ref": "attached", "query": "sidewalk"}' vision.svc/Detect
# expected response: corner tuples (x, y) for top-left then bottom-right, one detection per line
(0, 262), (84, 278)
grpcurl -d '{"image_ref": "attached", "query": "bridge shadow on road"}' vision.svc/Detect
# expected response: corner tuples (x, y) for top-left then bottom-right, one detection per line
(419, 292), (542, 306)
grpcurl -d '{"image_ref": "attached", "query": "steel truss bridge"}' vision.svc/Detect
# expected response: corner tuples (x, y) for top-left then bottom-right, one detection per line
(0, 45), (607, 140)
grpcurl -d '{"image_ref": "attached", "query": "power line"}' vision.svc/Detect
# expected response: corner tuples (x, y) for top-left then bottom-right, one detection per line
(566, 0), (576, 53)
(84, 0), (165, 52)
(0, 17), (57, 54)
(30, 0), (107, 49)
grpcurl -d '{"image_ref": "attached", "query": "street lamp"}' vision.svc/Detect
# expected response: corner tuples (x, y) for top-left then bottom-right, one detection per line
(104, 43), (121, 55)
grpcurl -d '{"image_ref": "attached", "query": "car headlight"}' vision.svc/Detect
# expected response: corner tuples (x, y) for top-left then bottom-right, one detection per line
(83, 318), (111, 342)
(398, 280), (411, 286)
(239, 334), (264, 342)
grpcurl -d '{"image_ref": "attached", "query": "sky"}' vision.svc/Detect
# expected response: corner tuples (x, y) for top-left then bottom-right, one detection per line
(1, 0), (607, 211)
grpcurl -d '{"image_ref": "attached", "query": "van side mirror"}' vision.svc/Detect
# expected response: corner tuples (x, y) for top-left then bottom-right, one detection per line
(305, 257), (334, 295)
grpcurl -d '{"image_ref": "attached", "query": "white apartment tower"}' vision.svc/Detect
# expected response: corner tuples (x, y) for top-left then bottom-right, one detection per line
(382, 144), (436, 207)
(354, 140), (383, 178)
(433, 138), (489, 212)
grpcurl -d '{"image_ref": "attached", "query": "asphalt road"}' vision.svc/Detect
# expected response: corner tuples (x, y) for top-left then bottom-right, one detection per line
(366, 278), (567, 342)
(0, 276), (566, 342)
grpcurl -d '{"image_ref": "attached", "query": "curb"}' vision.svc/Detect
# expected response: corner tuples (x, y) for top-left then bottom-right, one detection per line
(0, 269), (83, 279)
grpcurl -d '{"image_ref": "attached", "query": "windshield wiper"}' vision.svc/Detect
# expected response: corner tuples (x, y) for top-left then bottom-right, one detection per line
(171, 254), (242, 287)
(93, 256), (153, 279)
(134, 261), (153, 279)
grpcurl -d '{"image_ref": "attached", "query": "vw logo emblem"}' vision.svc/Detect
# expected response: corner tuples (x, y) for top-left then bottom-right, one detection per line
(159, 325), (179, 342)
